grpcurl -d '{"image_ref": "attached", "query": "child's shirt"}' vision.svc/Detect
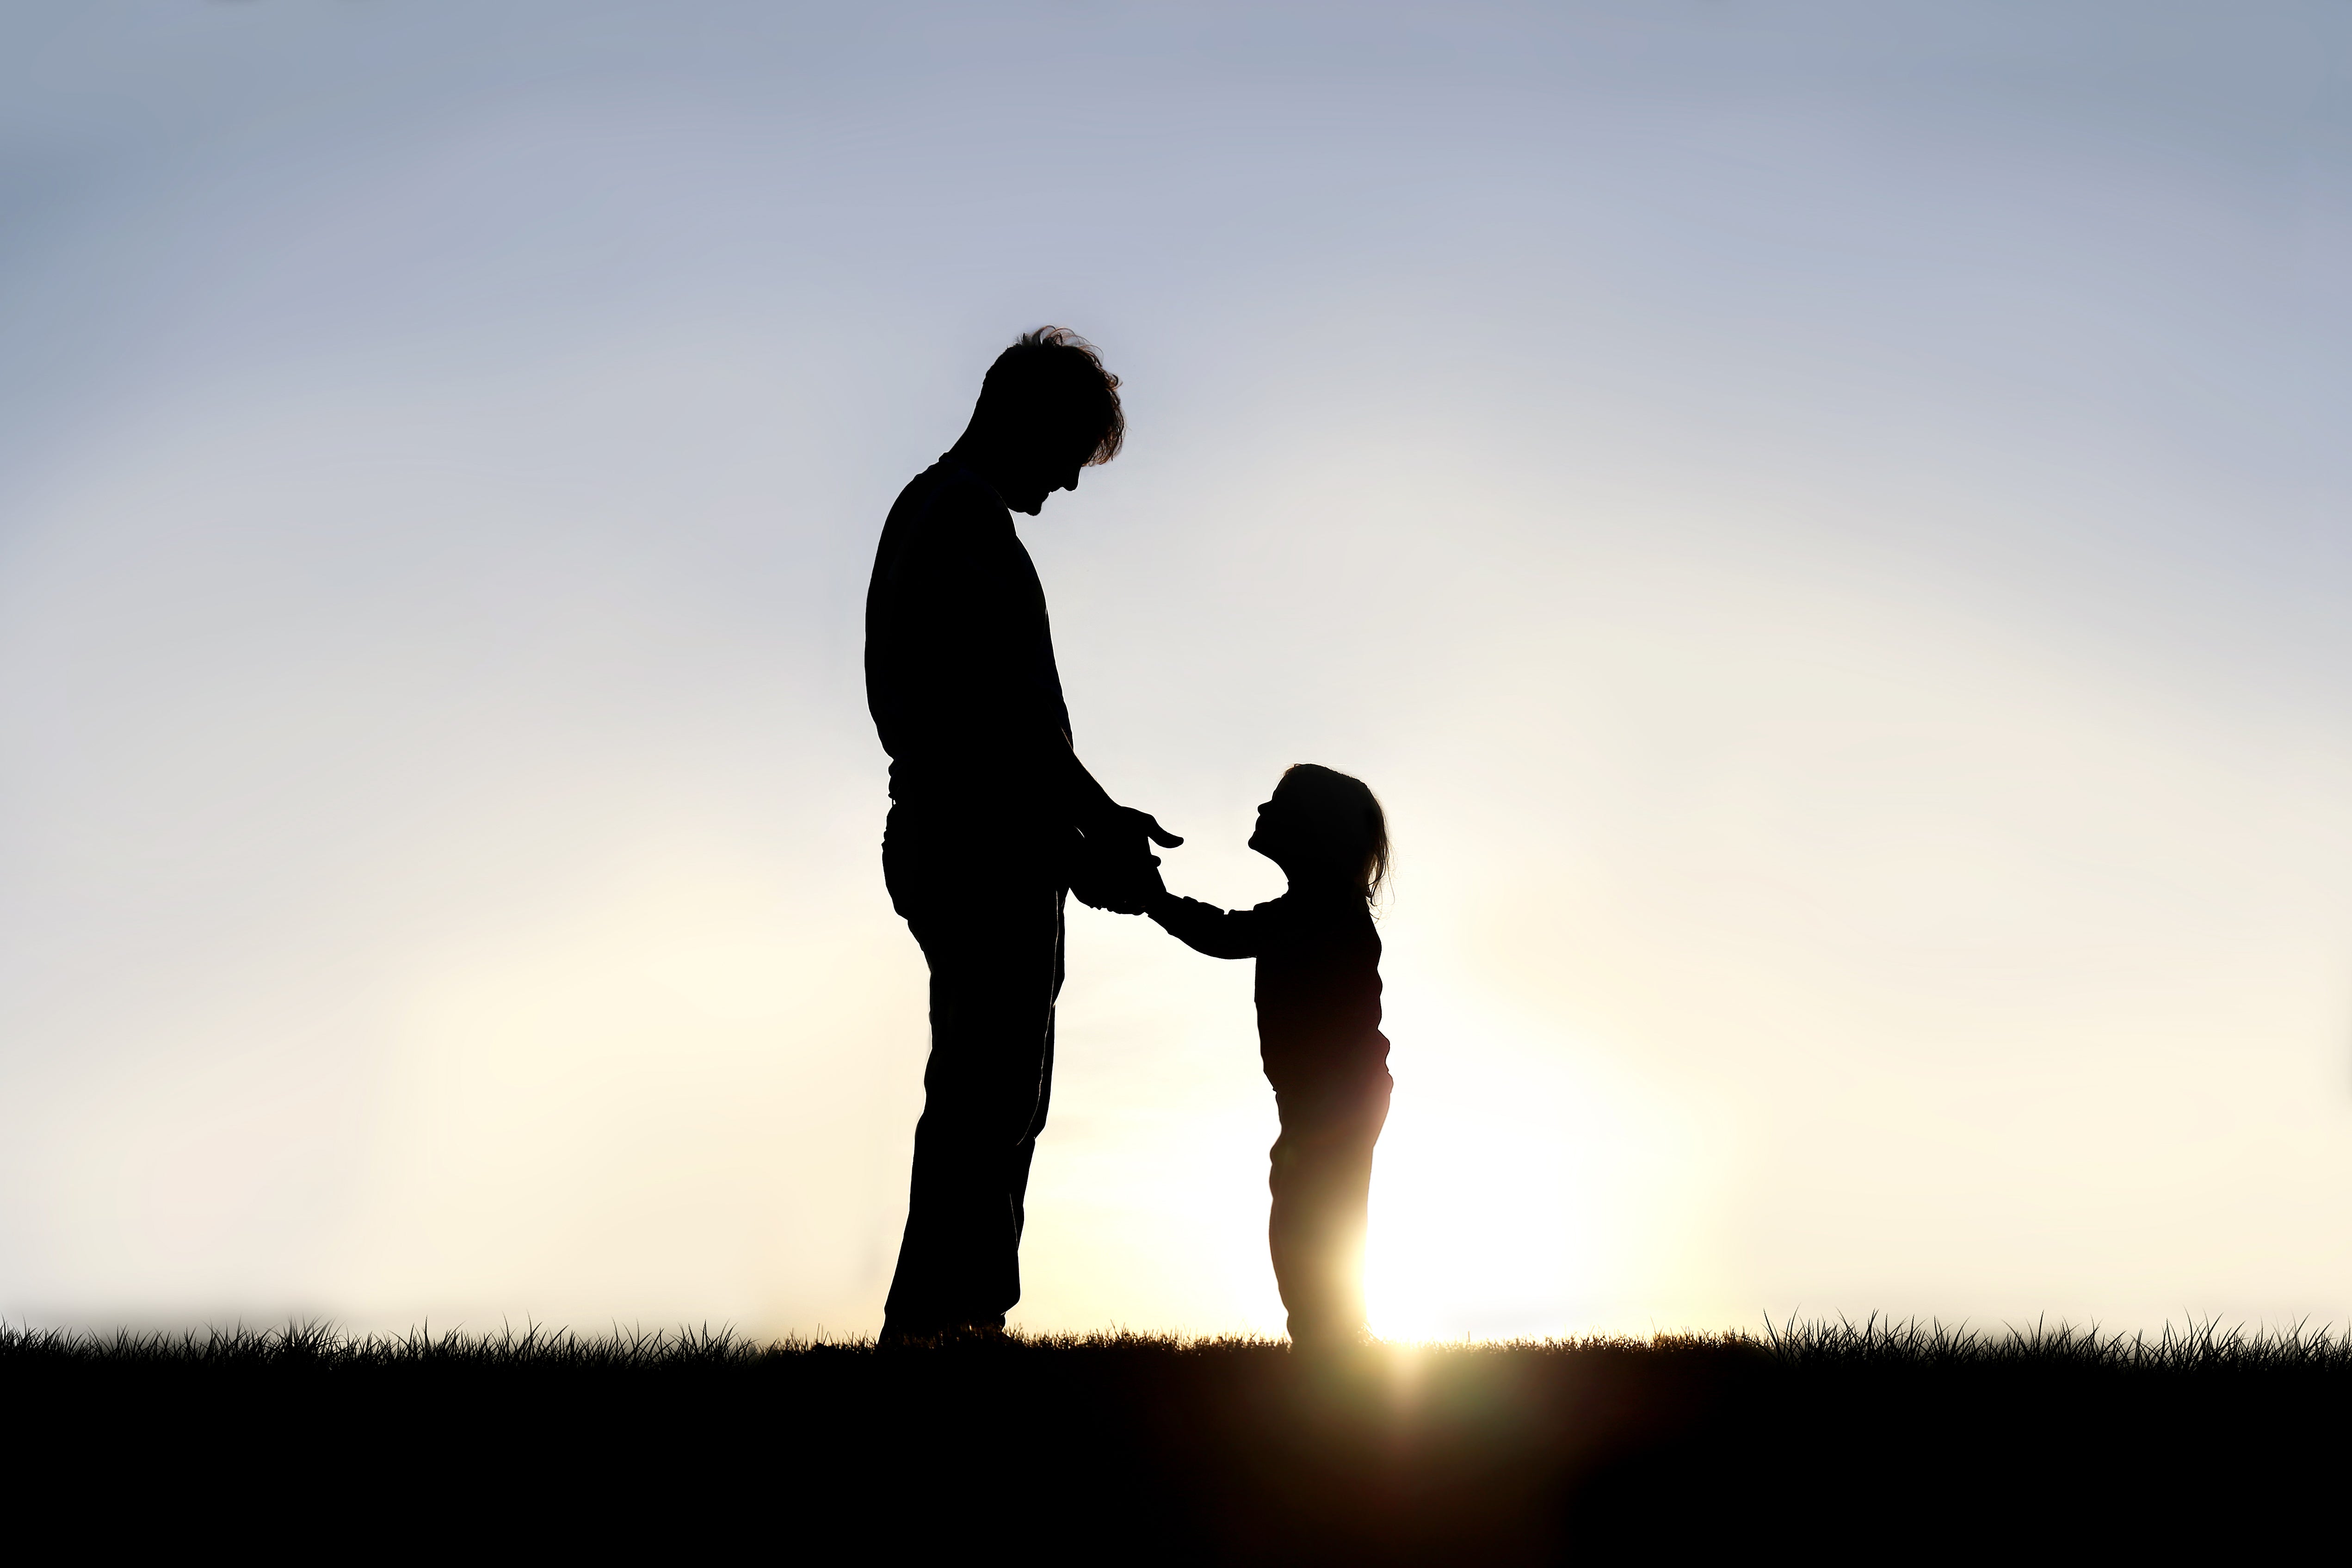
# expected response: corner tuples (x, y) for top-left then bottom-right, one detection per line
(1149, 886), (1390, 1094)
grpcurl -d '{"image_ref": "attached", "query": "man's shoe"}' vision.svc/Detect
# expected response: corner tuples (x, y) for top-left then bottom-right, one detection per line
(877, 1319), (1008, 1349)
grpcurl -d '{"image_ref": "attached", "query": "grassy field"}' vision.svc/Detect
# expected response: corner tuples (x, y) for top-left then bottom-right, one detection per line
(7, 1316), (2345, 1560)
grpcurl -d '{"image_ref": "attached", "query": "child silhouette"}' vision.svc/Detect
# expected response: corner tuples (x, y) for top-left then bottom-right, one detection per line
(1144, 765), (1392, 1348)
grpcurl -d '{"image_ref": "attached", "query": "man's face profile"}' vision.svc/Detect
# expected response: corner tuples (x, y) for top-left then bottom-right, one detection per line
(957, 329), (1122, 515)
(1000, 435), (1096, 515)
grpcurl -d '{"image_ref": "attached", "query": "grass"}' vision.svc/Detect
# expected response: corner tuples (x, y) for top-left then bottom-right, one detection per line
(8, 1315), (2346, 1559)
(12, 1309), (2352, 1369)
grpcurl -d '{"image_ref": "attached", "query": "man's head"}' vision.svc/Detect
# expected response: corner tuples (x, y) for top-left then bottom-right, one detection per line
(952, 327), (1124, 514)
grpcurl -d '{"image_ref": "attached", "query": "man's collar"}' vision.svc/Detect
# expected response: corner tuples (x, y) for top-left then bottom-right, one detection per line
(940, 454), (1010, 513)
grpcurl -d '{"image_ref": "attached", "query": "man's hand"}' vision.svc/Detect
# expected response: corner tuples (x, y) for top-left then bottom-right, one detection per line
(1069, 847), (1162, 916)
(1068, 805), (1176, 914)
(1102, 804), (1182, 850)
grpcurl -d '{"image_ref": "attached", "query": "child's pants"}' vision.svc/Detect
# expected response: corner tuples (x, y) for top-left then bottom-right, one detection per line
(1268, 1070), (1393, 1344)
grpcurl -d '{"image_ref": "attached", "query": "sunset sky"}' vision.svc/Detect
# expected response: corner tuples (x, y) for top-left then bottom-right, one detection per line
(3, 2), (2348, 1340)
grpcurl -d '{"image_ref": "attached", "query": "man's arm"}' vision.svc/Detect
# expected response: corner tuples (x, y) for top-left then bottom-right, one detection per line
(898, 478), (1179, 858)
(943, 488), (1179, 846)
(1063, 755), (1180, 848)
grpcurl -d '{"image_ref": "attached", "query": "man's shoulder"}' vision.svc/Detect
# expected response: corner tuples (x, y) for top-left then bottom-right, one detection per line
(888, 458), (1010, 536)
(874, 461), (1014, 591)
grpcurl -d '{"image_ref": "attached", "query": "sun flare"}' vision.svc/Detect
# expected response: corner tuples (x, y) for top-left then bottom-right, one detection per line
(1364, 1002), (1714, 1342)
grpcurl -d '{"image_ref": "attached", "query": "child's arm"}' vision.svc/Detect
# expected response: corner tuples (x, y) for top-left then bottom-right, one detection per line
(1143, 883), (1268, 960)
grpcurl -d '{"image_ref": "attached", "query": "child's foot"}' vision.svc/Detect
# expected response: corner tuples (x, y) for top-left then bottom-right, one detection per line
(1285, 1321), (1370, 1357)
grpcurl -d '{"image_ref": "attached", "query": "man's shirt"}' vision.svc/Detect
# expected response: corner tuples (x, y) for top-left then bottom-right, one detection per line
(866, 458), (1076, 822)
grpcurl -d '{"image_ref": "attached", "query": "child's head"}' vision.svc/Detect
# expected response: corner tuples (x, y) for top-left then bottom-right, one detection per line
(1249, 764), (1389, 901)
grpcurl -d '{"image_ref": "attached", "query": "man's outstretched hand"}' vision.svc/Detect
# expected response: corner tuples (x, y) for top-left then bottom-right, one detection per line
(1068, 805), (1180, 915)
(1103, 805), (1182, 851)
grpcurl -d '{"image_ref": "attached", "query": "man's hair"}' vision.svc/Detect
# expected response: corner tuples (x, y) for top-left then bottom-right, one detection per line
(972, 326), (1125, 465)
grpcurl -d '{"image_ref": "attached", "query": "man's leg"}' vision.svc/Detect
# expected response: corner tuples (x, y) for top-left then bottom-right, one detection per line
(883, 879), (1065, 1335)
(1003, 899), (1065, 1255)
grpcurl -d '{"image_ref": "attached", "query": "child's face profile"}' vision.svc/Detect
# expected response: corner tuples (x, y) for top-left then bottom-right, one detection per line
(1247, 792), (1288, 863)
(1247, 786), (1320, 879)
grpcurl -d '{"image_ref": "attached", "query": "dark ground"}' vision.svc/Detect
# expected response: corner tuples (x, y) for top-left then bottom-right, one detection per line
(5, 1318), (2343, 1560)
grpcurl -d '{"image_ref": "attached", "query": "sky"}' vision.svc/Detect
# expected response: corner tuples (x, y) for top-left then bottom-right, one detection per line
(2, 0), (2348, 1340)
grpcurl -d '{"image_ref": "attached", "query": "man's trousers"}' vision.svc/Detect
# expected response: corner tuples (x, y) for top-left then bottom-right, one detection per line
(881, 807), (1067, 1334)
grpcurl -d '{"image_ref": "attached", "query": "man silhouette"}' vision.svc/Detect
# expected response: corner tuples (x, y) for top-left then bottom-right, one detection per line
(865, 327), (1178, 1340)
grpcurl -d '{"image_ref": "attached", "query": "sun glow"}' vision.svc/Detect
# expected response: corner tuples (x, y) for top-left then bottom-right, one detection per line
(1365, 995), (1717, 1342)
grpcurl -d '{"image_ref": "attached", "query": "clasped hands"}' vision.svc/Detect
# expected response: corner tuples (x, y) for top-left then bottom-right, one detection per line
(1069, 805), (1181, 916)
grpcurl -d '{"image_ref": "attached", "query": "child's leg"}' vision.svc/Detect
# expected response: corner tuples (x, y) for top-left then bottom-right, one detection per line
(1267, 1072), (1393, 1345)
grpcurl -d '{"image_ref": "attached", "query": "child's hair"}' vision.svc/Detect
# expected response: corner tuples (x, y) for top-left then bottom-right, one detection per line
(1278, 763), (1390, 903)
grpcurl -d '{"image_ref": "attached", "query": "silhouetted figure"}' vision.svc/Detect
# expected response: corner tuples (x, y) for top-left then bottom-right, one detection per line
(1145, 765), (1392, 1346)
(866, 327), (1179, 1340)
